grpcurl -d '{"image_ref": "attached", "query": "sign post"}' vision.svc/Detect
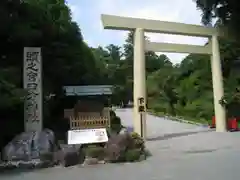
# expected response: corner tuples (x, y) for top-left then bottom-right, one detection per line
(23, 47), (43, 132)
(138, 97), (146, 138)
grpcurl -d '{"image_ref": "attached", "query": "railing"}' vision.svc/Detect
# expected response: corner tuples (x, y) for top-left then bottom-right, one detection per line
(70, 116), (110, 129)
(67, 108), (111, 130)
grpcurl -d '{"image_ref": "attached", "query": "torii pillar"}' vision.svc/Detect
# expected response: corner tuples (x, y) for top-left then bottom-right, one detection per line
(133, 28), (147, 138)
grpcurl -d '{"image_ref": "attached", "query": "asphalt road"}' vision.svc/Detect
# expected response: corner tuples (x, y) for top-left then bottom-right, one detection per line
(1, 108), (240, 180)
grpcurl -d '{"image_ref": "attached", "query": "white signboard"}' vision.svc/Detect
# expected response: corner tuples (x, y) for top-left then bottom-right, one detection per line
(23, 47), (42, 132)
(68, 128), (108, 144)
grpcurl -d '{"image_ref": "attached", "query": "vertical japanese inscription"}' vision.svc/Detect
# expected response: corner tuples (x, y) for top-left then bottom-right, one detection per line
(23, 47), (42, 131)
(138, 97), (145, 112)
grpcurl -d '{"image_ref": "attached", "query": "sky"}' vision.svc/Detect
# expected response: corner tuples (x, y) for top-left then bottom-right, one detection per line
(66, 0), (209, 64)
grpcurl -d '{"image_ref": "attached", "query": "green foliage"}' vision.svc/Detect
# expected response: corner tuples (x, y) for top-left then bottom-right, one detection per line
(110, 110), (122, 134)
(84, 133), (150, 163)
(0, 0), (119, 149)
(0, 78), (25, 109)
(85, 145), (105, 160)
(123, 132), (148, 162)
(130, 132), (145, 149)
(106, 132), (149, 163)
(124, 149), (142, 162)
(147, 38), (240, 123)
(193, 0), (240, 39)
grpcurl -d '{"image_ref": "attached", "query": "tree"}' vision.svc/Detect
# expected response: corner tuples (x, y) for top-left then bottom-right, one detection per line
(0, 0), (111, 148)
(193, 0), (240, 37)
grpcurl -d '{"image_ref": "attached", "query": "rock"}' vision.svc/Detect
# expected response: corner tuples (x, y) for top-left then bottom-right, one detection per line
(82, 157), (99, 165)
(0, 159), (55, 172)
(1, 129), (62, 170)
(104, 133), (133, 162)
(104, 132), (150, 163)
(98, 160), (105, 164)
(2, 129), (58, 162)
(0, 161), (17, 171)
(82, 157), (106, 166)
(62, 151), (79, 167)
(138, 154), (146, 161)
(53, 150), (64, 165)
(59, 144), (85, 167)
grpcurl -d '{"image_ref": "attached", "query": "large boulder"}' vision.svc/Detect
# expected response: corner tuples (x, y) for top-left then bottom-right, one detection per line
(104, 133), (133, 162)
(2, 129), (58, 162)
(1, 129), (86, 170)
(105, 132), (149, 163)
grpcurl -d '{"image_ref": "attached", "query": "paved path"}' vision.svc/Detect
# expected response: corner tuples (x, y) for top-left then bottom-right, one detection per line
(116, 108), (209, 139)
(1, 108), (240, 180)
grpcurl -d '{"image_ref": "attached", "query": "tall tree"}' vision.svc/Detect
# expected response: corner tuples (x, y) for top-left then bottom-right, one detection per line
(193, 0), (240, 37)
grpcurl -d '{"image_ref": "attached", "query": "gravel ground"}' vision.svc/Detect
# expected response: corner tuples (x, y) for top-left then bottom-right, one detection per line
(1, 108), (240, 180)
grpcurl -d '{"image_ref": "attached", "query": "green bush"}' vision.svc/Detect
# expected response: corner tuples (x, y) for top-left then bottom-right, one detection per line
(123, 133), (150, 162)
(104, 132), (151, 163)
(124, 132), (150, 162)
(129, 132), (145, 149)
(85, 145), (105, 160)
(110, 110), (123, 134)
(124, 149), (141, 162)
(110, 110), (116, 119)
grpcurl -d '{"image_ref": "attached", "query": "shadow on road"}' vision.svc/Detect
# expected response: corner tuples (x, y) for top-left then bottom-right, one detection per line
(146, 129), (214, 141)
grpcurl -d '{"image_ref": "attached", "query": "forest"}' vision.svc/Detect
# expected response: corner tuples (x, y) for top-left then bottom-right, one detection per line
(1, 0), (240, 149)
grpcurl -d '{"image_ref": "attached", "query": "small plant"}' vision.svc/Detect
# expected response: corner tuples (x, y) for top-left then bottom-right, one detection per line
(124, 149), (141, 162)
(110, 110), (123, 134)
(85, 145), (105, 160)
(130, 132), (145, 149)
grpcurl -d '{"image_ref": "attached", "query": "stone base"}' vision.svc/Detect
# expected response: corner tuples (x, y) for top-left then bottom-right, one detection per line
(81, 157), (105, 167)
(0, 159), (56, 172)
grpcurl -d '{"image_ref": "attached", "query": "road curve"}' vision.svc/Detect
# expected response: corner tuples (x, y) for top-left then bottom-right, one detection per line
(115, 108), (209, 139)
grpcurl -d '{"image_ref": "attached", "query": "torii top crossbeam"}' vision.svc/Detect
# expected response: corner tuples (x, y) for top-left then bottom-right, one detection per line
(101, 14), (222, 37)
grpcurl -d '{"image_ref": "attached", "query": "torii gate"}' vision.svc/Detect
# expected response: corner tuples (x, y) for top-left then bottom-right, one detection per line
(101, 14), (227, 139)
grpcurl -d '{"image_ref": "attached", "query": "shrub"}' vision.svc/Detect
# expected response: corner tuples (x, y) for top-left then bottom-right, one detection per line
(110, 110), (116, 118)
(129, 132), (145, 149)
(124, 149), (141, 162)
(112, 116), (121, 125)
(85, 145), (105, 160)
(123, 132), (150, 162)
(109, 110), (123, 134)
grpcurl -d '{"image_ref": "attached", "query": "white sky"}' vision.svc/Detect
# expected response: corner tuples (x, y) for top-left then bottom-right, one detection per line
(67, 0), (208, 64)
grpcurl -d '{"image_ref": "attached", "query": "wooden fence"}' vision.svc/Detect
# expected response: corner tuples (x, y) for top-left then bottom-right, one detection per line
(64, 108), (111, 130)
